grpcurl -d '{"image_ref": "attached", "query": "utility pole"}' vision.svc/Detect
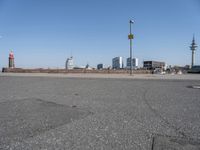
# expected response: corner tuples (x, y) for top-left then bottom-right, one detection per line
(128, 20), (134, 75)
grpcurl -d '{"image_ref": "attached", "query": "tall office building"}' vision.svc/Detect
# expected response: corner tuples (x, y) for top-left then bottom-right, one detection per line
(65, 56), (74, 69)
(112, 57), (123, 69)
(126, 57), (138, 69)
(8, 51), (15, 68)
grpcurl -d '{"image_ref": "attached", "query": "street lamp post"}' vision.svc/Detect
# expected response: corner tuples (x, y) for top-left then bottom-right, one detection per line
(128, 20), (134, 75)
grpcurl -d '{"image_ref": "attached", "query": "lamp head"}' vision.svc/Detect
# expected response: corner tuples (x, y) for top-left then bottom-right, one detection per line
(130, 20), (134, 24)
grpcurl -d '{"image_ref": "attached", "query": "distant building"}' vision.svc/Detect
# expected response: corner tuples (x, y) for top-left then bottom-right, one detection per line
(97, 64), (103, 70)
(112, 57), (123, 69)
(188, 65), (200, 73)
(8, 51), (15, 68)
(126, 57), (138, 69)
(65, 57), (74, 69)
(85, 64), (93, 70)
(85, 63), (89, 69)
(143, 61), (165, 70)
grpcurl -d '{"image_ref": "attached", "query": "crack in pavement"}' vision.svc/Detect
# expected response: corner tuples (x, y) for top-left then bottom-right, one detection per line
(141, 87), (189, 139)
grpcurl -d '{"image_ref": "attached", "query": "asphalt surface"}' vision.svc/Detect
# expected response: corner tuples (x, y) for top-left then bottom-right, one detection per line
(0, 75), (200, 149)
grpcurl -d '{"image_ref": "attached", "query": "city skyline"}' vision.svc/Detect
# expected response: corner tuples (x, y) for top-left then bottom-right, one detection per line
(0, 0), (200, 68)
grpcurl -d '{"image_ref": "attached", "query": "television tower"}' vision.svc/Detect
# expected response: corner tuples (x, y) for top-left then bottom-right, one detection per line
(190, 36), (198, 68)
(8, 51), (15, 68)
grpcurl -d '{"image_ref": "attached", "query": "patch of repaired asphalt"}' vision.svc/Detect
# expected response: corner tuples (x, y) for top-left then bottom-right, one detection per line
(0, 98), (91, 149)
(152, 134), (200, 150)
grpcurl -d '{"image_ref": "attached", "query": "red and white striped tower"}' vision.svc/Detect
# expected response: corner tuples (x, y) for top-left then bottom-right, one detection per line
(8, 51), (15, 68)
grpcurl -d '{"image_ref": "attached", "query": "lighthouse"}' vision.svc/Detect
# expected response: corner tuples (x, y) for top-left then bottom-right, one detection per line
(8, 51), (15, 68)
(190, 36), (198, 68)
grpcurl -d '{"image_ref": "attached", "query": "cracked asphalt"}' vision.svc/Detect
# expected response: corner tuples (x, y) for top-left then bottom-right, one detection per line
(0, 74), (200, 149)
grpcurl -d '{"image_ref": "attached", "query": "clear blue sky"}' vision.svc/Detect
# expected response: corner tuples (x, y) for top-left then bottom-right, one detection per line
(0, 0), (200, 68)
